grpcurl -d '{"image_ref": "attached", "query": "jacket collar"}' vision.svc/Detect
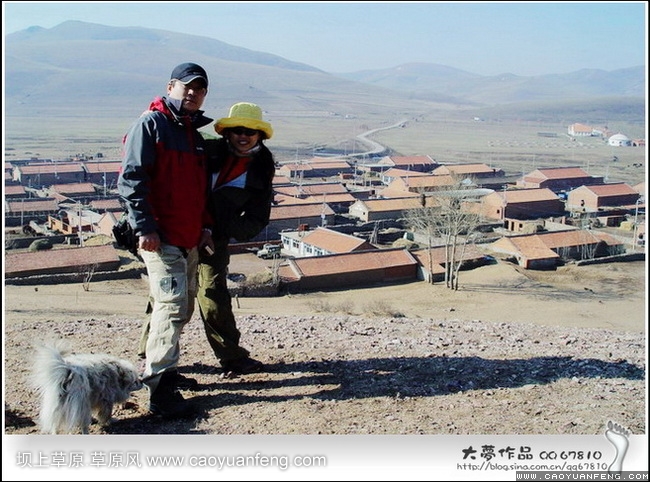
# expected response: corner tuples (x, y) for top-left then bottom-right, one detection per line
(149, 96), (213, 129)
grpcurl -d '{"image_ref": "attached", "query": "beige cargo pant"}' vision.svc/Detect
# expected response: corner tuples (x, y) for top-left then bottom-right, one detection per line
(139, 244), (198, 392)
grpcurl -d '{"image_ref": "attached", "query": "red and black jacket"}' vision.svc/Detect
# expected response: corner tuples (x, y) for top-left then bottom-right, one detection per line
(118, 96), (213, 249)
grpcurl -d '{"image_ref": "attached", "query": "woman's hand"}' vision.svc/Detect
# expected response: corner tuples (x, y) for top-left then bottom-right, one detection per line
(199, 228), (215, 256)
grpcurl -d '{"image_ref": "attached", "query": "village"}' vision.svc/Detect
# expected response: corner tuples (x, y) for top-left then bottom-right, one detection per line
(3, 120), (646, 293)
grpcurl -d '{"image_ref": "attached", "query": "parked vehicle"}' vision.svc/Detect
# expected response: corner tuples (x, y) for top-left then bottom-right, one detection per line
(257, 243), (281, 259)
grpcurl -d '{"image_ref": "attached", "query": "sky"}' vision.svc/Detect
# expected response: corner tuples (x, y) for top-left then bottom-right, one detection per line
(2, 1), (647, 76)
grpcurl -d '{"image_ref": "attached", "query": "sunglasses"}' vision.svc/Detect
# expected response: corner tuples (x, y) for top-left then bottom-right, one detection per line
(229, 127), (259, 136)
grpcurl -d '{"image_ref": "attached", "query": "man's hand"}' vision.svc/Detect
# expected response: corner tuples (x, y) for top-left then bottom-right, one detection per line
(139, 232), (161, 252)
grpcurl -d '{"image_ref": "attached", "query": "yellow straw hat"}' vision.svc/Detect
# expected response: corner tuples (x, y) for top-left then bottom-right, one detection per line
(215, 102), (273, 139)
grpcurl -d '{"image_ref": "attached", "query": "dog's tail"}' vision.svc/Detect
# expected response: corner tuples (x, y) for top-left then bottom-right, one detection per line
(31, 339), (91, 434)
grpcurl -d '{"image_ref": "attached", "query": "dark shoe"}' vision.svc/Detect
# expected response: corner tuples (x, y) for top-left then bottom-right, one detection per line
(148, 372), (195, 418)
(170, 370), (199, 391)
(221, 357), (264, 375)
(149, 390), (194, 418)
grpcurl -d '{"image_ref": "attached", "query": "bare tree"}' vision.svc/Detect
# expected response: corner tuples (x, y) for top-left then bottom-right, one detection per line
(406, 175), (482, 290)
(579, 230), (598, 260)
(558, 245), (572, 262)
(404, 195), (439, 283)
(270, 255), (281, 286)
(80, 263), (98, 291)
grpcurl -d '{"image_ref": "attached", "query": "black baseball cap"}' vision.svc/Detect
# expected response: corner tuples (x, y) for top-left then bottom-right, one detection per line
(170, 62), (208, 87)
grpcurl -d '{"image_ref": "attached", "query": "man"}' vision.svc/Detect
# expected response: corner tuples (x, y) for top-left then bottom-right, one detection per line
(118, 62), (214, 417)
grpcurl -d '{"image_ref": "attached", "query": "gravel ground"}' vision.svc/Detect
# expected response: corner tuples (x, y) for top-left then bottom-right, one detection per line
(3, 260), (646, 436)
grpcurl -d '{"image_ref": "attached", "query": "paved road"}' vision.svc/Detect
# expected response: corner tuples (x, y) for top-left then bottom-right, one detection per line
(344, 118), (409, 159)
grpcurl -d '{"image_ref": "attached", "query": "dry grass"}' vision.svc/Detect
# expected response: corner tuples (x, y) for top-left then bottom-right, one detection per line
(305, 296), (405, 318)
(4, 112), (645, 187)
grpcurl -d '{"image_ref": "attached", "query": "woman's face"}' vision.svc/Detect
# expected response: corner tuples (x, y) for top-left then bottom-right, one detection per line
(226, 127), (261, 154)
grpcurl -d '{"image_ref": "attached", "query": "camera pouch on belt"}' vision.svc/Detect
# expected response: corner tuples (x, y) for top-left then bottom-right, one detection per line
(112, 213), (139, 255)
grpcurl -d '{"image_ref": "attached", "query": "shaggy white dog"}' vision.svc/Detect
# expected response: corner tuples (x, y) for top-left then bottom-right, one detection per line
(31, 339), (143, 434)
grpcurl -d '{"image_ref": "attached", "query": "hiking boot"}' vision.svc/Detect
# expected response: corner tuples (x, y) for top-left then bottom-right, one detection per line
(170, 370), (199, 391)
(148, 372), (195, 418)
(149, 390), (194, 418)
(221, 357), (264, 375)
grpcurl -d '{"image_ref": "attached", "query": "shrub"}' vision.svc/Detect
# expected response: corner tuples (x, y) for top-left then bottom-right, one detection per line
(244, 270), (274, 287)
(307, 298), (333, 313)
(28, 239), (53, 251)
(363, 300), (405, 318)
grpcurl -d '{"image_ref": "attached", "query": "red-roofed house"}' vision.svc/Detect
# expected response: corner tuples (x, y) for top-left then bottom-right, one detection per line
(5, 198), (59, 226)
(410, 244), (487, 282)
(267, 203), (336, 239)
(5, 245), (122, 279)
(95, 210), (122, 238)
(280, 227), (375, 257)
(272, 174), (292, 186)
(89, 197), (123, 213)
(47, 182), (97, 202)
(568, 123), (598, 137)
(379, 168), (431, 186)
(276, 163), (313, 180)
(47, 206), (103, 235)
(301, 192), (357, 207)
(516, 167), (603, 192)
(381, 174), (456, 196)
(4, 184), (27, 198)
(632, 181), (645, 197)
(82, 161), (122, 187)
(432, 163), (504, 179)
(273, 183), (357, 212)
(488, 230), (625, 269)
(273, 193), (322, 207)
(303, 157), (354, 177)
(349, 197), (439, 222)
(274, 182), (349, 199)
(481, 188), (565, 221)
(13, 162), (85, 187)
(566, 183), (640, 212)
(278, 158), (354, 179)
(278, 248), (418, 291)
(376, 155), (437, 173)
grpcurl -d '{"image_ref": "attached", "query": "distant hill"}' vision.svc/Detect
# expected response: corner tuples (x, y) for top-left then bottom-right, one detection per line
(4, 20), (645, 125)
(3, 20), (438, 119)
(337, 62), (645, 105)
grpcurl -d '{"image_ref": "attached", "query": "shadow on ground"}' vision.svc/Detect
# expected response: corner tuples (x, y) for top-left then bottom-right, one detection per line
(104, 354), (643, 434)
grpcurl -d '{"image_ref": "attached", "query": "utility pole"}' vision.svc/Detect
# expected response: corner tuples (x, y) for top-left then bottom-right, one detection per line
(632, 198), (641, 250)
(77, 203), (84, 247)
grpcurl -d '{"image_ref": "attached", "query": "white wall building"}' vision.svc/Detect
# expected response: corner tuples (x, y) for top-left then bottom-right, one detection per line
(608, 133), (631, 147)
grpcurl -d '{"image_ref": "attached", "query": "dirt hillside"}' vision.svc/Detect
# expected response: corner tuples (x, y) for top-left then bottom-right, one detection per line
(3, 257), (646, 435)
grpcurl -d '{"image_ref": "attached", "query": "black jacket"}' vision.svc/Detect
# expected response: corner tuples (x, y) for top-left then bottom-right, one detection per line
(204, 137), (275, 243)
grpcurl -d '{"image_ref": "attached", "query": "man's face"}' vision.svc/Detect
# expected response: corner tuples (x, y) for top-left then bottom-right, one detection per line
(167, 79), (207, 113)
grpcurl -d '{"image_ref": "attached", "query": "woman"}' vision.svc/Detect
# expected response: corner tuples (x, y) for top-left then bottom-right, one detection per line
(198, 102), (276, 374)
